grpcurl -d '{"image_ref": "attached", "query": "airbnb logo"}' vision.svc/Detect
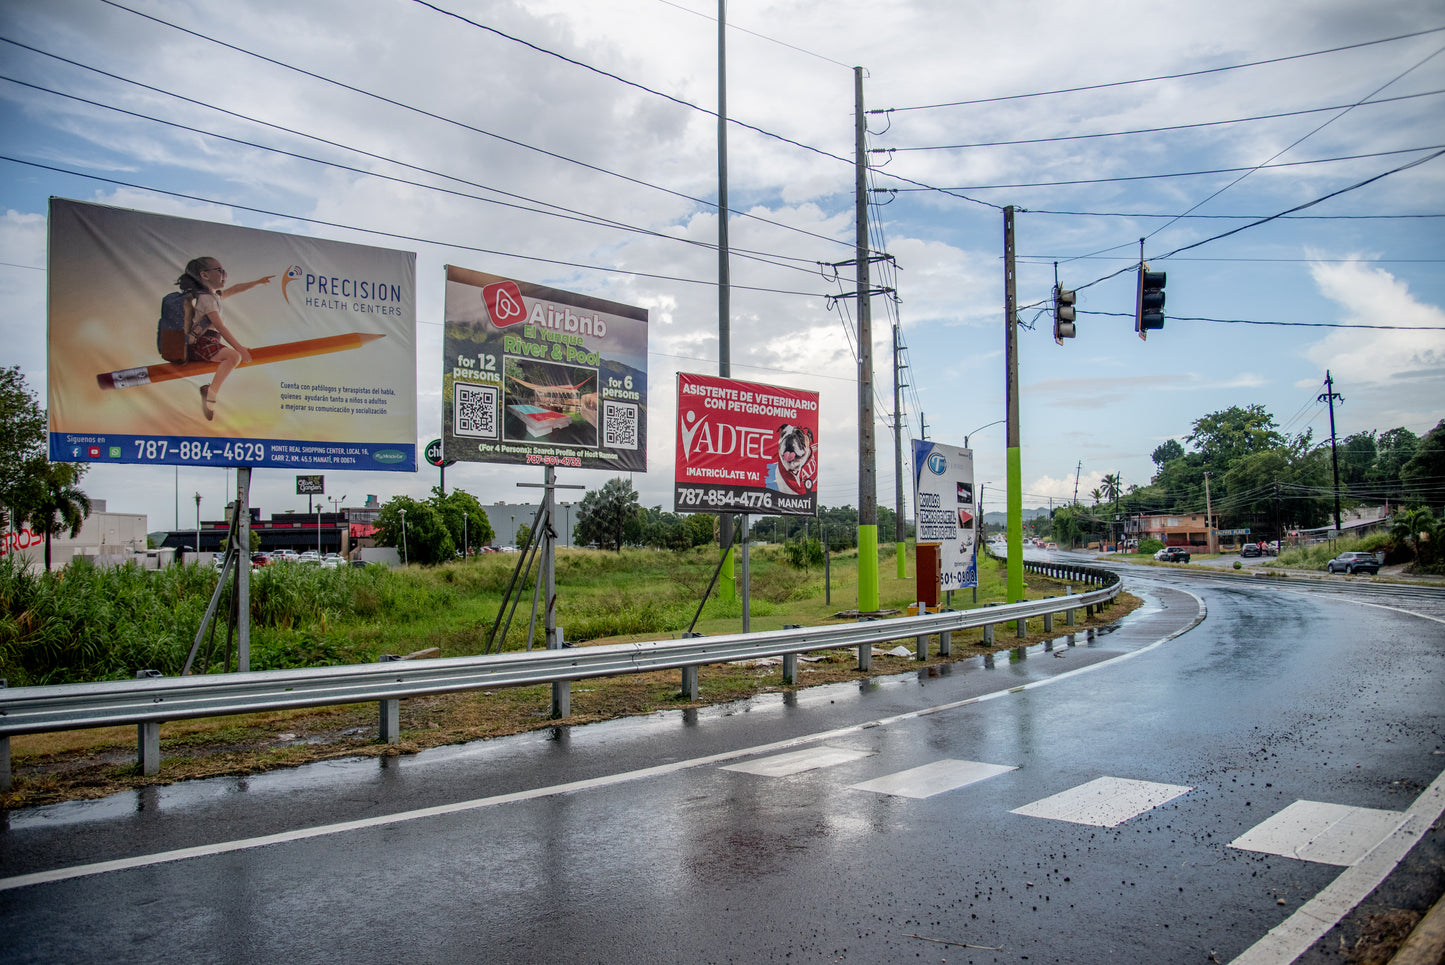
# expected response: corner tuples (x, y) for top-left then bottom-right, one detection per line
(482, 281), (528, 328)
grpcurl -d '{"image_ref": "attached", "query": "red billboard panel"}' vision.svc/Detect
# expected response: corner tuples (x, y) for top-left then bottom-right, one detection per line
(674, 373), (819, 517)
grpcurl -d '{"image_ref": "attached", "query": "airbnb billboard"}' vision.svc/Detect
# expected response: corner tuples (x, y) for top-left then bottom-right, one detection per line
(674, 373), (819, 516)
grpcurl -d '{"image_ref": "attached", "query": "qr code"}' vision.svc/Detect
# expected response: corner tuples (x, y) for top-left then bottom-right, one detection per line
(602, 401), (639, 449)
(454, 382), (498, 439)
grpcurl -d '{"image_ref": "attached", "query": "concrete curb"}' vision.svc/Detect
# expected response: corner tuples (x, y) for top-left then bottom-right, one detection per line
(1388, 891), (1445, 965)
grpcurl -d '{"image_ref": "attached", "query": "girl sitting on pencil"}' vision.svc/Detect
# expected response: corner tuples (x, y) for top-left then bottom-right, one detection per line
(177, 257), (273, 420)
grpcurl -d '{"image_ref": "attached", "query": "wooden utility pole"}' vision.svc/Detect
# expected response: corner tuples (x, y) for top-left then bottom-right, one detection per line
(894, 323), (906, 579)
(716, 0), (736, 600)
(1319, 371), (1344, 535)
(855, 66), (878, 613)
(1003, 206), (1023, 603)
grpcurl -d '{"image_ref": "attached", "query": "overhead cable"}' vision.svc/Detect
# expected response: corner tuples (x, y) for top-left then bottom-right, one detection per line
(874, 25), (1445, 112)
(0, 155), (831, 299)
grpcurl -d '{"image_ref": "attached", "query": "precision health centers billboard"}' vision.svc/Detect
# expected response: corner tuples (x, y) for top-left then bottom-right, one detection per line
(46, 199), (417, 471)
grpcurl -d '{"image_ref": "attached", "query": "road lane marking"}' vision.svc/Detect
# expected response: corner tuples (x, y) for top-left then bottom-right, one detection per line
(1228, 767), (1445, 965)
(1, 585), (1206, 893)
(1229, 801), (1411, 866)
(848, 759), (1016, 799)
(722, 745), (872, 777)
(1010, 776), (1193, 827)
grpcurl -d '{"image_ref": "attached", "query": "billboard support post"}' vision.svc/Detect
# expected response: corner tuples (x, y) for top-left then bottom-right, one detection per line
(740, 514), (750, 634)
(236, 467), (251, 672)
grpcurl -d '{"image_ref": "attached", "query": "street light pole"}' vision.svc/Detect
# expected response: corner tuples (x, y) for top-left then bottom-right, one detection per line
(193, 492), (201, 561)
(398, 507), (408, 565)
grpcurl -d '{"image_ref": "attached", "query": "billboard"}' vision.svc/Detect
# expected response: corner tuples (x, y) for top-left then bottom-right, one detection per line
(441, 266), (648, 471)
(674, 373), (819, 516)
(46, 199), (417, 471)
(295, 475), (324, 495)
(912, 439), (977, 590)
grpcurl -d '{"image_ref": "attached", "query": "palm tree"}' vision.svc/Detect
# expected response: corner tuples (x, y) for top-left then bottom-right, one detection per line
(1390, 506), (1439, 567)
(1088, 487), (1104, 504)
(23, 462), (91, 571)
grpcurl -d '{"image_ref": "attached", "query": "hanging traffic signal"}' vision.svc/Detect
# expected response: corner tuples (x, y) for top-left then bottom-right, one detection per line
(1053, 285), (1076, 343)
(1135, 262), (1166, 339)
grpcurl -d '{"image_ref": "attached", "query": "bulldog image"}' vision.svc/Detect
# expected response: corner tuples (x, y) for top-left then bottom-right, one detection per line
(768, 423), (817, 495)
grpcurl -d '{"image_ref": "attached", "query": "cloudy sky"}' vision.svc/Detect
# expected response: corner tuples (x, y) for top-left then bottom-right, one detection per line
(2, 0), (1442, 532)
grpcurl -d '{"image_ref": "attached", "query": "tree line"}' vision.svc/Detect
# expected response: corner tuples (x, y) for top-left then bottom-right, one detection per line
(1046, 404), (1444, 547)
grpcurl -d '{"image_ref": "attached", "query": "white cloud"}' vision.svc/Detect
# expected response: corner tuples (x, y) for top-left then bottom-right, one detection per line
(1304, 258), (1445, 393)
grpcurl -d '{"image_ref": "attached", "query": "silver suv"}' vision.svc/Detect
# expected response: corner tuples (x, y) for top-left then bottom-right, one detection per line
(1326, 551), (1379, 575)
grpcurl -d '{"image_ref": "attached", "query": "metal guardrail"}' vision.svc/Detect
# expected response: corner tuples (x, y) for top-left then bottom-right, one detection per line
(0, 559), (1119, 788)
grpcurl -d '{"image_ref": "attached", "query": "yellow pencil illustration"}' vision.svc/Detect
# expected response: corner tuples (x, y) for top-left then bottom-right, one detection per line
(97, 333), (386, 390)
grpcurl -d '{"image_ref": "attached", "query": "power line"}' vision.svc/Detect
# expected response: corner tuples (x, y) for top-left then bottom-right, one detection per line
(1077, 309), (1445, 331)
(649, 0), (855, 70)
(1152, 147), (1445, 261)
(0, 154), (832, 299)
(873, 25), (1445, 112)
(1021, 255), (1445, 264)
(1019, 209), (1445, 220)
(408, 0), (856, 166)
(875, 89), (1445, 151)
(0, 71), (829, 279)
(885, 144), (1445, 191)
(82, 6), (856, 250)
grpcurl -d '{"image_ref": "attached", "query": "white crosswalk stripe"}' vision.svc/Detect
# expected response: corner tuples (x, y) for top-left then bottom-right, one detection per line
(848, 759), (1018, 799)
(1009, 776), (1193, 827)
(1228, 800), (1411, 866)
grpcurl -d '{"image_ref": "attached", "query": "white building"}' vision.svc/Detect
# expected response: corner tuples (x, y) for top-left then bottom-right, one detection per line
(2, 499), (158, 570)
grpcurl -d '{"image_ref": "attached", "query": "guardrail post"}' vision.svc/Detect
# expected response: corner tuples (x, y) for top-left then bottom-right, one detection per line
(681, 666), (699, 701)
(1043, 609), (1054, 633)
(1016, 601), (1027, 639)
(939, 629), (952, 657)
(1065, 587), (1076, 626)
(378, 654), (401, 744)
(782, 626), (800, 684)
(551, 628), (570, 719)
(135, 670), (162, 776)
(857, 617), (872, 671)
(0, 679), (8, 793)
(983, 624), (994, 645)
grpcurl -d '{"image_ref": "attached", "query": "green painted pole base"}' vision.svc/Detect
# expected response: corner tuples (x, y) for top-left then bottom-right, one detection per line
(720, 545), (737, 602)
(858, 524), (879, 613)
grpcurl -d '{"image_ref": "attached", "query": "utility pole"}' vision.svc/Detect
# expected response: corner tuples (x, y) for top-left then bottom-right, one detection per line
(1204, 471), (1216, 554)
(1318, 370), (1344, 535)
(893, 322), (906, 579)
(1003, 205), (1023, 604)
(1072, 460), (1081, 507)
(855, 66), (878, 614)
(716, 0), (736, 601)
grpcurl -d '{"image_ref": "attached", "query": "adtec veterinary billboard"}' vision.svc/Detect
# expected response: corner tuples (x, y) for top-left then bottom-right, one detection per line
(46, 199), (417, 471)
(674, 373), (819, 516)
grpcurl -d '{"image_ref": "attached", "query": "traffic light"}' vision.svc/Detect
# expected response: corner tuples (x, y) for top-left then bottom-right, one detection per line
(1135, 262), (1166, 339)
(1053, 285), (1076, 343)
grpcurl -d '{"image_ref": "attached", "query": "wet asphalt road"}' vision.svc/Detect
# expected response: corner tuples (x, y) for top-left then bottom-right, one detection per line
(2, 568), (1443, 965)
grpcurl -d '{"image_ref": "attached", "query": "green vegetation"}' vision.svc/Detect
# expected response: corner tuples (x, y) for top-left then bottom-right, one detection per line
(0, 542), (1030, 688)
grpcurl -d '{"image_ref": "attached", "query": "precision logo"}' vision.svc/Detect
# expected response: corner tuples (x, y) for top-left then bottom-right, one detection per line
(282, 265), (304, 304)
(927, 451), (948, 475)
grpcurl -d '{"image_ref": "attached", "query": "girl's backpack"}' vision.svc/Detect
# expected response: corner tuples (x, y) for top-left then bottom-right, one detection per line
(157, 291), (189, 363)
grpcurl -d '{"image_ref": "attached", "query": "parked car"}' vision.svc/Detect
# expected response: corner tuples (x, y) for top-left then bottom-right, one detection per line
(250, 552), (272, 569)
(270, 549), (299, 562)
(1239, 544), (1262, 558)
(1155, 546), (1190, 563)
(1327, 551), (1380, 575)
(320, 553), (344, 569)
